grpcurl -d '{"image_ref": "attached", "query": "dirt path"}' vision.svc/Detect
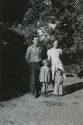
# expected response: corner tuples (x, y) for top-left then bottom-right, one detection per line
(0, 77), (83, 125)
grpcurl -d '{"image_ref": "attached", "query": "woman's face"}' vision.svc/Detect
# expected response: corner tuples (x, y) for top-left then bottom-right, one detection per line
(53, 40), (58, 48)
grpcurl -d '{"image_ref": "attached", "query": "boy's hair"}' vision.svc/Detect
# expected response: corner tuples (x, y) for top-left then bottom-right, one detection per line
(56, 68), (63, 76)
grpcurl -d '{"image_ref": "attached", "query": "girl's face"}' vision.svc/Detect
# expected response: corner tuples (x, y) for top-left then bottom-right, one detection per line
(44, 61), (48, 66)
(53, 40), (58, 48)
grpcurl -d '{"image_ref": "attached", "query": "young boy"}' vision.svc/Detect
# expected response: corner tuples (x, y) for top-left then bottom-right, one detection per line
(53, 68), (64, 96)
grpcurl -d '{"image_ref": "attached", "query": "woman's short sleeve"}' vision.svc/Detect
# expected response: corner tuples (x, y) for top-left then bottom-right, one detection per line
(59, 49), (62, 55)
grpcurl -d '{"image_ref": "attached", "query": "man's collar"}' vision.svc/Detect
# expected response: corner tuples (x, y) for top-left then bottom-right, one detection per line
(32, 44), (39, 48)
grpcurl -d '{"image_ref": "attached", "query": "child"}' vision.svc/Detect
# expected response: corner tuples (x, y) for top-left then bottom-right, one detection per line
(53, 68), (64, 96)
(39, 59), (51, 96)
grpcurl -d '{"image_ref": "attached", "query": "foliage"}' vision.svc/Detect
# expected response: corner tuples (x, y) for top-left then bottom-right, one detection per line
(1, 0), (83, 51)
(51, 0), (83, 49)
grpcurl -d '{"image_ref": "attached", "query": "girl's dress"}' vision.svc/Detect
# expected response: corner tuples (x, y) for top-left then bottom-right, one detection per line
(47, 48), (64, 80)
(39, 65), (51, 94)
(39, 65), (51, 83)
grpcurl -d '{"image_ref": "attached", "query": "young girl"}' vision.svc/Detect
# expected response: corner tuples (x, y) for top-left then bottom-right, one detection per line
(39, 59), (51, 96)
(53, 68), (64, 96)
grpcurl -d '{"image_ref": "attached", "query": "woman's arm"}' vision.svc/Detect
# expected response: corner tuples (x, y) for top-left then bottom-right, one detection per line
(47, 50), (51, 61)
(59, 49), (62, 55)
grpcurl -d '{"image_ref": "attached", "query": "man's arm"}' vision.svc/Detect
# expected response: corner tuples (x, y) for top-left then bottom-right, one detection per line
(25, 47), (31, 63)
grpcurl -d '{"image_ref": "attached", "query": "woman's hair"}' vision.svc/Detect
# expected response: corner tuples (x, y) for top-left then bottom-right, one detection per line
(56, 68), (63, 76)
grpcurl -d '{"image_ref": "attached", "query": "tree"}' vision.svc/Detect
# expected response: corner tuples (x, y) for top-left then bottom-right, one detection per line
(51, 0), (83, 50)
(8, 0), (82, 51)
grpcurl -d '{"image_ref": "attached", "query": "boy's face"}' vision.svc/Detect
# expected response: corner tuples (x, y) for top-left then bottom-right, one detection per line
(56, 70), (61, 76)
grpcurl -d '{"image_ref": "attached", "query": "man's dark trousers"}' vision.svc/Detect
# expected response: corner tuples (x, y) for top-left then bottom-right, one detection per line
(29, 62), (40, 96)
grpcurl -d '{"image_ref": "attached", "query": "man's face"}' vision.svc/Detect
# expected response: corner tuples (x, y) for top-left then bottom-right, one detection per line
(53, 40), (58, 48)
(33, 37), (38, 45)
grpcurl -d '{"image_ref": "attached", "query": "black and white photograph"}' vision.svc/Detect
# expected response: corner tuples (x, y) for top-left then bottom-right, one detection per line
(0, 0), (83, 124)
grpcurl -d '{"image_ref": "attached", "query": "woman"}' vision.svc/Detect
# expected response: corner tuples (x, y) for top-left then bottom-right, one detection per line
(47, 39), (64, 87)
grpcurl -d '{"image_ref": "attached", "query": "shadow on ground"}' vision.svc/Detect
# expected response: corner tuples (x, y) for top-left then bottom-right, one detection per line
(0, 27), (31, 101)
(63, 81), (83, 95)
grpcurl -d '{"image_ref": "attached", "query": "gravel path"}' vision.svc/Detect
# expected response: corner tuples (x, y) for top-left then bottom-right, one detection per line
(0, 77), (83, 125)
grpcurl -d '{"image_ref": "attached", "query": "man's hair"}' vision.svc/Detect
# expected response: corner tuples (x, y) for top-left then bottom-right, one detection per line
(33, 37), (38, 40)
(33, 32), (39, 39)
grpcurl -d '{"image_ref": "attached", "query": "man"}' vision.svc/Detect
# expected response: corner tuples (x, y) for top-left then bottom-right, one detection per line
(25, 37), (42, 98)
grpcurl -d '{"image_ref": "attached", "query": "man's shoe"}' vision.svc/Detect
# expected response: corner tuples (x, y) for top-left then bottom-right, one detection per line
(34, 94), (40, 98)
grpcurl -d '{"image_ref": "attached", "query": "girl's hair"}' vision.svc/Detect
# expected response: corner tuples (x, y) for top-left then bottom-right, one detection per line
(42, 59), (50, 66)
(56, 68), (63, 76)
